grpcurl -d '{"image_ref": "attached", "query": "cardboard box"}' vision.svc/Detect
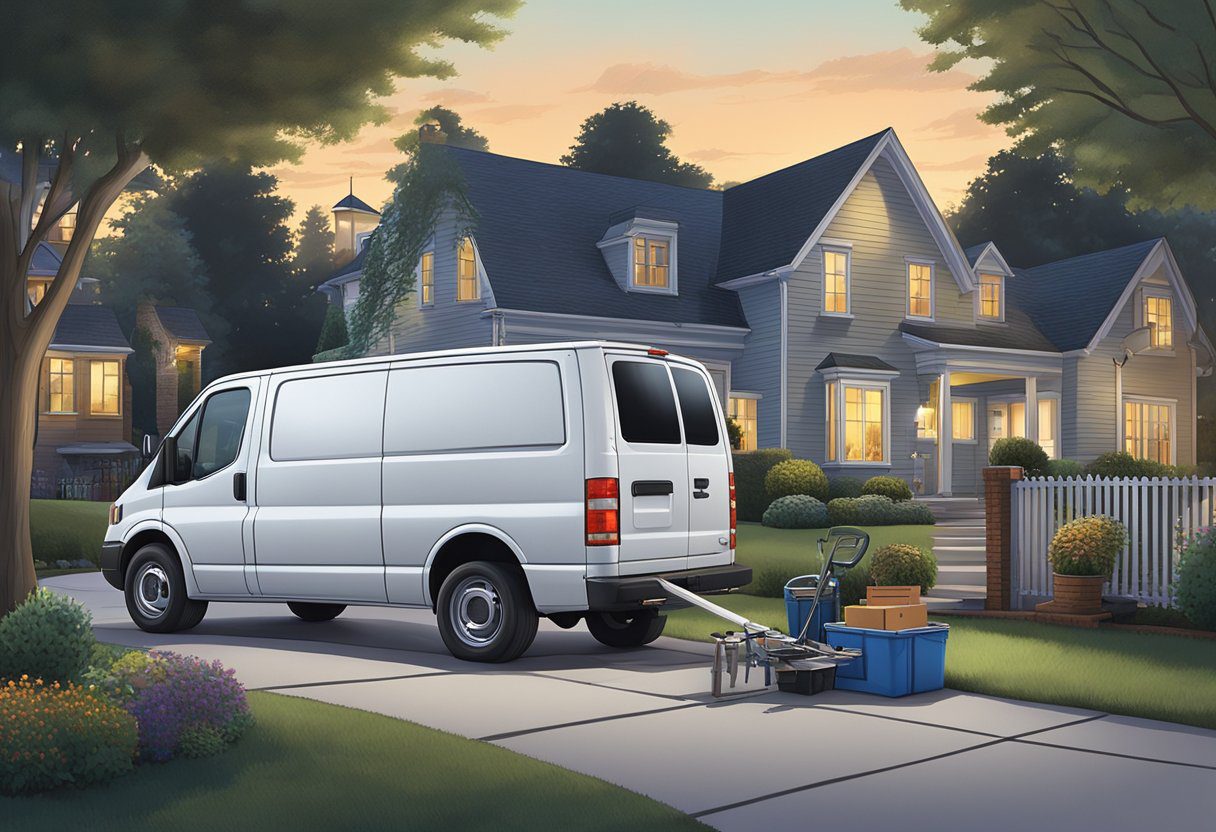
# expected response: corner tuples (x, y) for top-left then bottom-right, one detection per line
(866, 586), (921, 607)
(844, 603), (928, 631)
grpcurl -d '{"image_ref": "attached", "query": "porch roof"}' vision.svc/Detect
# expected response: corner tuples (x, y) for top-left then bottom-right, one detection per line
(816, 352), (900, 373)
(899, 315), (1058, 353)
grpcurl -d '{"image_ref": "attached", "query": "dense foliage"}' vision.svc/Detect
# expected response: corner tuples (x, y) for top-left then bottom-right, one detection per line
(725, 418), (743, 451)
(1084, 451), (1190, 479)
(1048, 515), (1127, 577)
(828, 476), (865, 500)
(731, 449), (793, 522)
(561, 102), (713, 188)
(0, 588), (95, 684)
(869, 544), (938, 593)
(762, 495), (829, 530)
(1045, 459), (1086, 479)
(860, 476), (913, 502)
(990, 437), (1050, 477)
(764, 459), (829, 503)
(1175, 528), (1216, 631)
(827, 495), (935, 527)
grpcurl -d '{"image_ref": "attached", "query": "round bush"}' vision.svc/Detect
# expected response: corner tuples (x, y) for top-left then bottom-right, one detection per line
(732, 448), (794, 522)
(0, 587), (96, 684)
(764, 459), (829, 502)
(1045, 458), (1085, 479)
(989, 437), (1049, 476)
(861, 476), (913, 502)
(1048, 515), (1127, 577)
(869, 544), (938, 593)
(0, 677), (136, 795)
(828, 476), (865, 500)
(1175, 528), (1216, 630)
(1086, 451), (1168, 479)
(762, 495), (829, 529)
(827, 495), (935, 527)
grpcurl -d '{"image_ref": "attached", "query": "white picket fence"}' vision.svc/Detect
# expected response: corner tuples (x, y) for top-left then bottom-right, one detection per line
(1011, 476), (1216, 607)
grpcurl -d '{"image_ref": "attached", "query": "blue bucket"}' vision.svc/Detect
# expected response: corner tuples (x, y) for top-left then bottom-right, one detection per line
(784, 574), (839, 642)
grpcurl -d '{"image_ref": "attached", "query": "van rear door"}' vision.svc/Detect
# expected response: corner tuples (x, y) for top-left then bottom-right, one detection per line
(671, 365), (732, 566)
(606, 355), (689, 574)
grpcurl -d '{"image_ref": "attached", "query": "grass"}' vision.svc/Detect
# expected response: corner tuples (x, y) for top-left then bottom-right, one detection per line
(31, 499), (108, 564)
(2, 692), (706, 831)
(664, 593), (1216, 730)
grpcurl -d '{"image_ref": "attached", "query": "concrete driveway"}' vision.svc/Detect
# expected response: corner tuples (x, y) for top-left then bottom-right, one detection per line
(45, 572), (1216, 831)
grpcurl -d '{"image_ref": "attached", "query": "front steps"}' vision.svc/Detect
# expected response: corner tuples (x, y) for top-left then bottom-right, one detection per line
(917, 497), (987, 611)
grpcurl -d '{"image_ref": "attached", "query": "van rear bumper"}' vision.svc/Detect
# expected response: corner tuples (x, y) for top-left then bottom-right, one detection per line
(585, 564), (752, 612)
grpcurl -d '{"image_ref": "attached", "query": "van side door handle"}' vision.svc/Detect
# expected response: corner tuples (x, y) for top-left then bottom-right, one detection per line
(233, 472), (247, 502)
(631, 480), (674, 497)
(693, 478), (710, 499)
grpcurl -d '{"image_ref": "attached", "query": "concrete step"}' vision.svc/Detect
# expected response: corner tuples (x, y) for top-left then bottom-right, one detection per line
(926, 584), (987, 600)
(936, 564), (986, 586)
(925, 595), (986, 612)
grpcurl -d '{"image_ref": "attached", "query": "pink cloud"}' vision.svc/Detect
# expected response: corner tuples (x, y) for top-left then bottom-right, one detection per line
(573, 63), (801, 95)
(917, 107), (1003, 140)
(419, 88), (494, 105)
(469, 103), (556, 124)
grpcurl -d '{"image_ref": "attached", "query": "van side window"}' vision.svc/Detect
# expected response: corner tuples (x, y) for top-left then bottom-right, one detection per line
(172, 409), (201, 483)
(611, 361), (681, 445)
(672, 368), (720, 446)
(171, 388), (251, 482)
(271, 371), (386, 461)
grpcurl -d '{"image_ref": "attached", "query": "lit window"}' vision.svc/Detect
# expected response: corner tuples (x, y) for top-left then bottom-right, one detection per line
(1008, 401), (1026, 438)
(58, 207), (76, 242)
(1145, 295), (1173, 348)
(728, 396), (758, 451)
(90, 360), (120, 416)
(632, 237), (670, 288)
(1039, 398), (1058, 459)
(907, 262), (933, 319)
(420, 251), (434, 305)
(917, 379), (939, 439)
(952, 400), (975, 441)
(27, 279), (49, 306)
(457, 238), (479, 301)
(48, 358), (74, 413)
(825, 381), (837, 461)
(843, 385), (885, 462)
(979, 273), (1003, 320)
(823, 250), (849, 314)
(1124, 399), (1172, 464)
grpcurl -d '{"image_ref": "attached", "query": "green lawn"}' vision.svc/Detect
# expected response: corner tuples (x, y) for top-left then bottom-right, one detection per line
(31, 499), (108, 564)
(665, 593), (1216, 730)
(3, 692), (705, 831)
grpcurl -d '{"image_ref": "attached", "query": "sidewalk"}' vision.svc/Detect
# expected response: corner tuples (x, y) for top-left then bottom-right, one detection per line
(44, 572), (1216, 831)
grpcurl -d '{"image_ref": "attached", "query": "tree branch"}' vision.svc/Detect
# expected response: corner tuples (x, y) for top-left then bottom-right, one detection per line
(15, 137), (76, 289)
(1054, 86), (1193, 128)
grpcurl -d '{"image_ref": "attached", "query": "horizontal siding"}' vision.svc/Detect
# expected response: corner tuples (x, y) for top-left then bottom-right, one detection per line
(731, 282), (782, 448)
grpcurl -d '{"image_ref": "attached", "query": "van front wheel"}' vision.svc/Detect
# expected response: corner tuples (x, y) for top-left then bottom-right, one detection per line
(124, 543), (208, 634)
(436, 562), (538, 662)
(586, 611), (666, 648)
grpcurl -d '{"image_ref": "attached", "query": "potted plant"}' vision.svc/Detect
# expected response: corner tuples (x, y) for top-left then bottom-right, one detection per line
(1047, 515), (1127, 614)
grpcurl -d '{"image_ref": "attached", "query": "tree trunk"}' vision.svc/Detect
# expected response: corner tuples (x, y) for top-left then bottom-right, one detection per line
(0, 319), (40, 613)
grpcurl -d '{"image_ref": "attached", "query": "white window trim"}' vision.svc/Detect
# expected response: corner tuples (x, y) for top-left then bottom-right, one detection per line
(975, 271), (1006, 323)
(821, 371), (895, 468)
(904, 257), (935, 322)
(820, 245), (852, 318)
(1122, 394), (1178, 465)
(628, 232), (678, 295)
(1137, 287), (1176, 355)
(418, 249), (435, 308)
(951, 396), (978, 443)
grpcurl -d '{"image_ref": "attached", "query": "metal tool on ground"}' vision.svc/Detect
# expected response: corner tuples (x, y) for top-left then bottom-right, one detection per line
(658, 526), (870, 698)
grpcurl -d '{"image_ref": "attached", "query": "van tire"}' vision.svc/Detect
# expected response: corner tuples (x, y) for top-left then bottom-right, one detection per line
(287, 602), (347, 622)
(125, 543), (208, 633)
(436, 561), (538, 663)
(586, 611), (666, 648)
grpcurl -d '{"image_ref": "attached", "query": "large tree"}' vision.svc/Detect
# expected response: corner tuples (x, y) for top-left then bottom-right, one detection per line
(561, 101), (713, 188)
(904, 0), (1216, 211)
(293, 204), (336, 286)
(0, 0), (517, 613)
(388, 106), (489, 182)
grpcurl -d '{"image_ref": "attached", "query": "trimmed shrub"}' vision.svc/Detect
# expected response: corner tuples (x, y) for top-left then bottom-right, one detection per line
(1045, 458), (1085, 479)
(989, 437), (1049, 476)
(1048, 515), (1127, 577)
(732, 449), (793, 522)
(861, 475), (913, 502)
(764, 459), (829, 503)
(1086, 451), (1171, 479)
(762, 495), (829, 529)
(828, 476), (865, 500)
(827, 495), (935, 526)
(0, 588), (96, 684)
(869, 544), (938, 593)
(1175, 528), (1216, 631)
(179, 724), (228, 759)
(0, 677), (137, 795)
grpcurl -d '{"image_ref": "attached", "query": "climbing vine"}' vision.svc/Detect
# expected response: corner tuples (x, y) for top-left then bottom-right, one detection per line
(335, 147), (476, 359)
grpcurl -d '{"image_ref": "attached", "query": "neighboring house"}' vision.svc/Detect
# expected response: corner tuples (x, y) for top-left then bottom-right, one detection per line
(134, 302), (212, 439)
(318, 128), (1214, 495)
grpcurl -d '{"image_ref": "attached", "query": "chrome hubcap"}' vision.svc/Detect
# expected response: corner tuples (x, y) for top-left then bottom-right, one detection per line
(134, 564), (171, 619)
(449, 576), (503, 647)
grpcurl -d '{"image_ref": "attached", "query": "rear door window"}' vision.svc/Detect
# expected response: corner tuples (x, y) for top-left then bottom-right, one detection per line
(672, 368), (720, 446)
(611, 360), (681, 444)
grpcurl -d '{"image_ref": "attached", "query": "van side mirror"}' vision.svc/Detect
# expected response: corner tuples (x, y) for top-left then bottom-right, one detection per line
(141, 434), (156, 459)
(162, 436), (178, 485)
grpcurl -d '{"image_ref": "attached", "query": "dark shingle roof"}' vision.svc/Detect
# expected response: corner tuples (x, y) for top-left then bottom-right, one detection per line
(1008, 239), (1160, 352)
(963, 243), (991, 267)
(441, 145), (746, 328)
(51, 305), (130, 350)
(29, 241), (63, 275)
(900, 312), (1060, 353)
(155, 306), (211, 344)
(333, 193), (380, 214)
(715, 130), (888, 283)
(815, 353), (899, 372)
(325, 247), (366, 283)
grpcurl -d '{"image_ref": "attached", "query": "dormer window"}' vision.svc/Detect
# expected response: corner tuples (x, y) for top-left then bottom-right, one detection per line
(457, 238), (480, 301)
(1145, 294), (1173, 348)
(633, 237), (670, 289)
(978, 272), (1003, 320)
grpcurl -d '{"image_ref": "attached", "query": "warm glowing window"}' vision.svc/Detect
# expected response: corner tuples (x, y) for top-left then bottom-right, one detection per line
(843, 385), (885, 462)
(48, 358), (74, 413)
(58, 207), (76, 242)
(1039, 398), (1058, 459)
(632, 237), (670, 288)
(979, 273), (1003, 319)
(90, 360), (120, 416)
(907, 262), (933, 319)
(823, 250), (849, 314)
(952, 400), (975, 441)
(420, 251), (434, 305)
(728, 396), (758, 451)
(917, 379), (939, 439)
(1008, 401), (1026, 438)
(27, 279), (50, 306)
(1124, 399), (1172, 464)
(825, 381), (838, 462)
(457, 238), (479, 301)
(1145, 295), (1173, 348)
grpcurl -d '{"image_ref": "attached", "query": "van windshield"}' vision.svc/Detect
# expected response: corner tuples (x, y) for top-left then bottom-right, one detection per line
(611, 361), (681, 444)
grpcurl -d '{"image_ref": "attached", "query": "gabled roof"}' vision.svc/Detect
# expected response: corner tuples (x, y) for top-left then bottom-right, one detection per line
(28, 241), (63, 276)
(154, 306), (211, 345)
(332, 193), (380, 214)
(815, 353), (900, 372)
(963, 243), (989, 267)
(51, 304), (131, 351)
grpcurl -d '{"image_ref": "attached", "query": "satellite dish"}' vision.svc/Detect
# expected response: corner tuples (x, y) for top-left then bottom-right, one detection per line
(1122, 326), (1153, 357)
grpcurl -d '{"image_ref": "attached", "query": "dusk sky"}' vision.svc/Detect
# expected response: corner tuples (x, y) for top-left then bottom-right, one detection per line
(269, 0), (1010, 222)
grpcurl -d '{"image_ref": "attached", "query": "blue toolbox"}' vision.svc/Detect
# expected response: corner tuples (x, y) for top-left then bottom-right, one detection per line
(822, 622), (949, 697)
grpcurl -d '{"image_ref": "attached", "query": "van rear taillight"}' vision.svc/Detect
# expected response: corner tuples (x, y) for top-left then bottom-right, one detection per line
(586, 478), (620, 546)
(728, 472), (737, 550)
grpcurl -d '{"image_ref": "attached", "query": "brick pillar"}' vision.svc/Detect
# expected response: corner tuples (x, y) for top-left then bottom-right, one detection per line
(984, 466), (1023, 611)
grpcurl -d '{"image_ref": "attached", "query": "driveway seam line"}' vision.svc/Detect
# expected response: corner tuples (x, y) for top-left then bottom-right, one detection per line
(805, 704), (1004, 739)
(521, 672), (698, 703)
(1013, 738), (1216, 771)
(252, 670), (454, 691)
(479, 701), (705, 742)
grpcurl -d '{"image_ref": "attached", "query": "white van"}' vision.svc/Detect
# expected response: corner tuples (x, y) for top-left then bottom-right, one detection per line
(101, 342), (748, 662)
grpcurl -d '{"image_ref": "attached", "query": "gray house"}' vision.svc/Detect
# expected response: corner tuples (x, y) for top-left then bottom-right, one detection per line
(319, 128), (1213, 496)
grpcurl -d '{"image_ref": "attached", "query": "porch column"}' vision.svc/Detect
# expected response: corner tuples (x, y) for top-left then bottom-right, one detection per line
(1025, 375), (1039, 446)
(938, 370), (953, 495)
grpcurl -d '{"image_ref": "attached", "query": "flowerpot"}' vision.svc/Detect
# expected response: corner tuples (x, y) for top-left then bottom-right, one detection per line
(1050, 573), (1107, 615)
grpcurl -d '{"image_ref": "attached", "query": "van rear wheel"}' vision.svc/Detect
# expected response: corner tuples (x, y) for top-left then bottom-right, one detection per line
(287, 602), (346, 622)
(586, 611), (666, 648)
(125, 543), (208, 634)
(436, 561), (538, 663)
